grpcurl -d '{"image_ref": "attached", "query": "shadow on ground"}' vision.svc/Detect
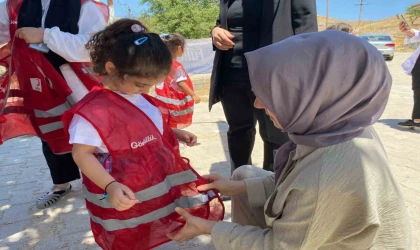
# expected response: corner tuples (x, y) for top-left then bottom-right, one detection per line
(378, 119), (420, 133)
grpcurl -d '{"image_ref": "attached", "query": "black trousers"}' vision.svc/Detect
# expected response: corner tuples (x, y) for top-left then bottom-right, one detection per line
(411, 56), (420, 120)
(42, 141), (80, 185)
(412, 89), (420, 120)
(219, 84), (290, 172)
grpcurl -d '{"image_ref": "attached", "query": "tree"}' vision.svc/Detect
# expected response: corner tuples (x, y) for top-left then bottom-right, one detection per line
(139, 0), (219, 39)
(407, 3), (420, 24)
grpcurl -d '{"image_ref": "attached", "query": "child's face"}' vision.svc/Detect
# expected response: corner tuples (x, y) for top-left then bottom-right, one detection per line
(119, 75), (165, 95)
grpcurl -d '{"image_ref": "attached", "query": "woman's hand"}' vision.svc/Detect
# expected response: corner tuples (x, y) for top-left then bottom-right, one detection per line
(211, 27), (235, 51)
(107, 182), (139, 211)
(399, 22), (415, 38)
(15, 28), (45, 43)
(167, 207), (216, 242)
(198, 174), (247, 197)
(173, 129), (198, 146)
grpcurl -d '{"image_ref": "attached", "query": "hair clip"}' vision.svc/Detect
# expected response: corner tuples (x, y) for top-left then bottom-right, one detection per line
(131, 24), (144, 33)
(134, 37), (148, 46)
(160, 33), (170, 39)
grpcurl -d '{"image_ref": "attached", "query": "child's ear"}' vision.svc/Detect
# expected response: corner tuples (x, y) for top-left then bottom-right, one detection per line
(105, 62), (117, 75)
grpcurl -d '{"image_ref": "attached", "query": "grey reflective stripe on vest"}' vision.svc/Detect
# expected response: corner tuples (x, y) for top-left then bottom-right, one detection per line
(89, 194), (208, 231)
(34, 102), (71, 118)
(39, 121), (64, 134)
(155, 95), (193, 106)
(169, 107), (194, 117)
(83, 170), (198, 209)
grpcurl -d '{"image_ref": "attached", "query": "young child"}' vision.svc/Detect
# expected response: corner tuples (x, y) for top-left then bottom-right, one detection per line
(155, 33), (200, 129)
(62, 19), (224, 250)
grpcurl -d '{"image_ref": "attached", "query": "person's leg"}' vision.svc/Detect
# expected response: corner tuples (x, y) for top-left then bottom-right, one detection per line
(399, 56), (420, 129)
(413, 88), (420, 130)
(231, 165), (273, 227)
(37, 141), (81, 209)
(250, 90), (289, 171)
(220, 85), (257, 172)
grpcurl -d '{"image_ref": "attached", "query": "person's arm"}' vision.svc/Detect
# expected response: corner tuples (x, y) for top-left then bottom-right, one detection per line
(178, 81), (201, 104)
(72, 144), (115, 189)
(209, 177), (318, 250)
(174, 66), (201, 103)
(69, 115), (138, 210)
(211, 12), (235, 51)
(43, 1), (107, 62)
(407, 29), (420, 43)
(0, 1), (10, 46)
(215, 13), (222, 29)
(172, 129), (198, 146)
(178, 81), (195, 97)
(242, 174), (276, 208)
(211, 160), (384, 250)
(291, 0), (318, 35)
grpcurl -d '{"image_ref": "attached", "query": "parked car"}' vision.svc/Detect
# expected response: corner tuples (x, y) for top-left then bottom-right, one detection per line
(360, 34), (395, 61)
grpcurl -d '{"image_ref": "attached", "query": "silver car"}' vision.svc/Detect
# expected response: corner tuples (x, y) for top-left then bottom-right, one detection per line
(360, 34), (395, 61)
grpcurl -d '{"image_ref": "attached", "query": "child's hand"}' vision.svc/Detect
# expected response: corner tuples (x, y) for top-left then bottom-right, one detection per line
(107, 182), (139, 211)
(173, 129), (198, 146)
(192, 94), (201, 104)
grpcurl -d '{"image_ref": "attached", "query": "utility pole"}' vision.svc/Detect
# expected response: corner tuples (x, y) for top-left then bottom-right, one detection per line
(117, 0), (131, 18)
(108, 0), (114, 23)
(356, 0), (368, 26)
(326, 0), (329, 28)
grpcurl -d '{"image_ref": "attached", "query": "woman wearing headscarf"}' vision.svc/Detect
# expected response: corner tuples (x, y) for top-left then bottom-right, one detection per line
(167, 31), (412, 249)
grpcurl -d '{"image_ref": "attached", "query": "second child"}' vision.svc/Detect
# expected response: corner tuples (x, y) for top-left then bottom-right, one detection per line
(155, 33), (200, 129)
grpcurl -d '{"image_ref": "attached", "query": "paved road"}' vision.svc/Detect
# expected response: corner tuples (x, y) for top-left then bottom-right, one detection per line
(0, 53), (419, 249)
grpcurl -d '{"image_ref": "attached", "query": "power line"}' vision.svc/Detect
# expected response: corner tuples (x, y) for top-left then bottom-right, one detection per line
(355, 0), (368, 26)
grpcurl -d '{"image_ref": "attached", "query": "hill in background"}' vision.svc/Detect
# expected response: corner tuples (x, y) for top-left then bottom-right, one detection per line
(317, 14), (417, 52)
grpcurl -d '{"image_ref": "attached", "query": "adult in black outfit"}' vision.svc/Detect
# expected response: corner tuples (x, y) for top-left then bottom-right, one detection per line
(209, 0), (318, 172)
(398, 21), (420, 131)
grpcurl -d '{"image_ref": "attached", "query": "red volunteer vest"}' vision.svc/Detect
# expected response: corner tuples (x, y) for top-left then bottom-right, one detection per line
(0, 0), (108, 153)
(155, 60), (194, 129)
(62, 88), (224, 250)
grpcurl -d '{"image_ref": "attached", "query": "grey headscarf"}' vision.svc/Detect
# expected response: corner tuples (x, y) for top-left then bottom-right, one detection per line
(245, 31), (392, 180)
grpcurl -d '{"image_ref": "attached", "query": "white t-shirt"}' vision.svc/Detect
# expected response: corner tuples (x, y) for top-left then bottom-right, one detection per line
(68, 92), (163, 153)
(155, 66), (187, 92)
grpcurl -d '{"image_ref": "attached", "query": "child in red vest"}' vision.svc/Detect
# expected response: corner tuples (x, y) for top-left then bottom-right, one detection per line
(62, 19), (224, 250)
(155, 33), (200, 129)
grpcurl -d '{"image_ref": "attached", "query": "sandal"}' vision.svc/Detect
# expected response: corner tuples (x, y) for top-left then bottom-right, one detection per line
(36, 184), (72, 209)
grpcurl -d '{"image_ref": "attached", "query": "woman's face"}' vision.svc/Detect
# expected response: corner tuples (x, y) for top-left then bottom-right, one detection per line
(254, 98), (283, 129)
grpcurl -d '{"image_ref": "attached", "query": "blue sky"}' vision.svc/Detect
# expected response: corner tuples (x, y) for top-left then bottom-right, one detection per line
(104, 0), (418, 21)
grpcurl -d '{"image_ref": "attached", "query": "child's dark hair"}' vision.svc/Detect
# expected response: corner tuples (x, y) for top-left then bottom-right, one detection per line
(160, 33), (186, 53)
(87, 19), (172, 79)
(326, 23), (353, 33)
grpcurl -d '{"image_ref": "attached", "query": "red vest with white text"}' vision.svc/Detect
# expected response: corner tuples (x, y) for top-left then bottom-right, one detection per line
(62, 87), (224, 250)
(0, 0), (108, 153)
